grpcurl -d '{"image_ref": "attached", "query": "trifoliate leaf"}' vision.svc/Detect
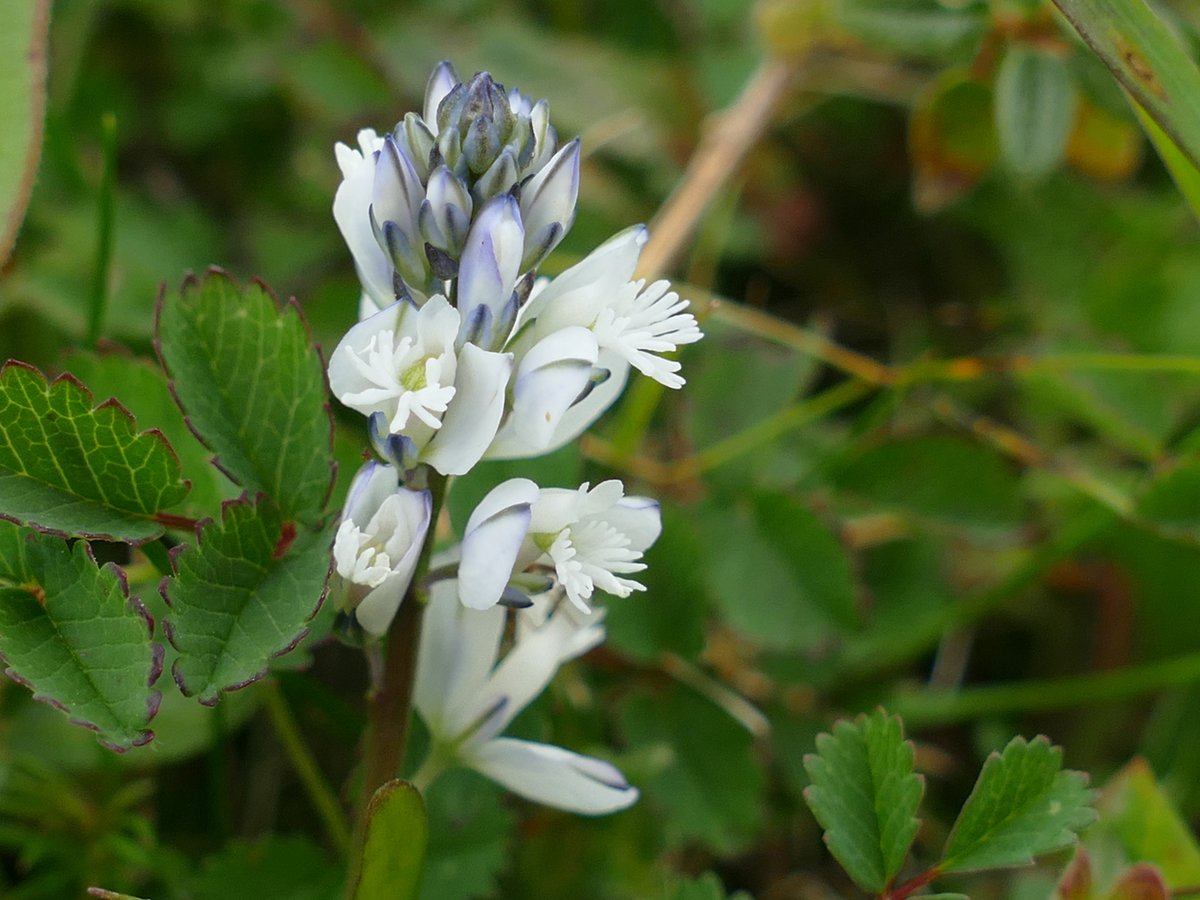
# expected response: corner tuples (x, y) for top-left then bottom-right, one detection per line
(162, 497), (331, 705)
(0, 361), (189, 542)
(0, 521), (161, 751)
(352, 780), (427, 900)
(803, 708), (924, 893)
(156, 270), (334, 525)
(939, 736), (1096, 874)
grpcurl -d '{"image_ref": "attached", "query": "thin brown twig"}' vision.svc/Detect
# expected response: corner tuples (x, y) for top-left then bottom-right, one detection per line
(636, 59), (798, 279)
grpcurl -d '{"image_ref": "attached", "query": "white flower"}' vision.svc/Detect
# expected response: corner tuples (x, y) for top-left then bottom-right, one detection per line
(414, 578), (637, 815)
(456, 478), (661, 613)
(328, 295), (513, 475)
(332, 462), (431, 637)
(525, 225), (703, 389)
(483, 225), (702, 460)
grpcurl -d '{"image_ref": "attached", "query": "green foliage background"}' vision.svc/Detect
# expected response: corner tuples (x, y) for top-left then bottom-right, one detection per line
(4, 0), (1200, 897)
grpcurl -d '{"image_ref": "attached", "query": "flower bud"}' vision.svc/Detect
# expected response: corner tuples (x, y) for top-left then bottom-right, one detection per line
(457, 194), (524, 339)
(419, 164), (473, 258)
(519, 138), (579, 270)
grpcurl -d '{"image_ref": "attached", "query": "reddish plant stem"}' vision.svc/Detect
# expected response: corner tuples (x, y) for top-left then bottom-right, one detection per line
(886, 867), (940, 900)
(153, 511), (202, 532)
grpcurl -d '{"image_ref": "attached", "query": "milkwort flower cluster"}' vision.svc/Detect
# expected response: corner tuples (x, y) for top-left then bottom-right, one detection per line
(327, 62), (701, 814)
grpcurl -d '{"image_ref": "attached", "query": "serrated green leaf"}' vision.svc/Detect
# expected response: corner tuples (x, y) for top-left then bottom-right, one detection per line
(163, 497), (331, 704)
(0, 0), (48, 264)
(994, 46), (1078, 179)
(0, 521), (160, 751)
(1052, 0), (1200, 173)
(0, 362), (189, 542)
(66, 351), (231, 518)
(156, 270), (334, 524)
(802, 709), (923, 893)
(833, 435), (1023, 530)
(940, 736), (1096, 874)
(352, 780), (427, 900)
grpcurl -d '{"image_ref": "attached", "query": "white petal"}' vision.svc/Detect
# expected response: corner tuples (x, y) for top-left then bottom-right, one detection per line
(354, 571), (407, 637)
(473, 611), (604, 740)
(416, 579), (506, 737)
(422, 344), (513, 475)
(604, 497), (662, 553)
(424, 61), (459, 130)
(465, 478), (542, 534)
(327, 301), (406, 405)
(333, 136), (393, 308)
(467, 738), (638, 815)
(459, 499), (534, 611)
(341, 460), (399, 528)
(507, 327), (598, 452)
(522, 225), (647, 326)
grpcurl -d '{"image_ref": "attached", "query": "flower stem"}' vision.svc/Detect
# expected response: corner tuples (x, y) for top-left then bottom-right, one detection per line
(262, 679), (351, 855)
(346, 471), (447, 886)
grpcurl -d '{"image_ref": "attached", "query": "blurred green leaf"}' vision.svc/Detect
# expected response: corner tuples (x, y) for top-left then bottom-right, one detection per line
(802, 709), (923, 893)
(994, 46), (1077, 179)
(668, 872), (753, 900)
(1136, 462), (1200, 536)
(65, 351), (231, 518)
(353, 780), (426, 900)
(163, 497), (331, 705)
(1053, 0), (1200, 171)
(1092, 759), (1200, 887)
(156, 270), (334, 525)
(699, 491), (857, 652)
(0, 522), (159, 751)
(836, 0), (987, 59)
(420, 769), (515, 900)
(0, 0), (48, 264)
(910, 68), (997, 210)
(622, 684), (764, 854)
(0, 361), (189, 543)
(1133, 102), (1200, 223)
(940, 736), (1096, 874)
(832, 435), (1023, 530)
(185, 836), (342, 900)
(606, 503), (709, 662)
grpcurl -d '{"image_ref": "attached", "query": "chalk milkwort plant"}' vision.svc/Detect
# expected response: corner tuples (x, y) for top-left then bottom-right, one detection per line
(0, 60), (712, 894)
(0, 52), (1109, 899)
